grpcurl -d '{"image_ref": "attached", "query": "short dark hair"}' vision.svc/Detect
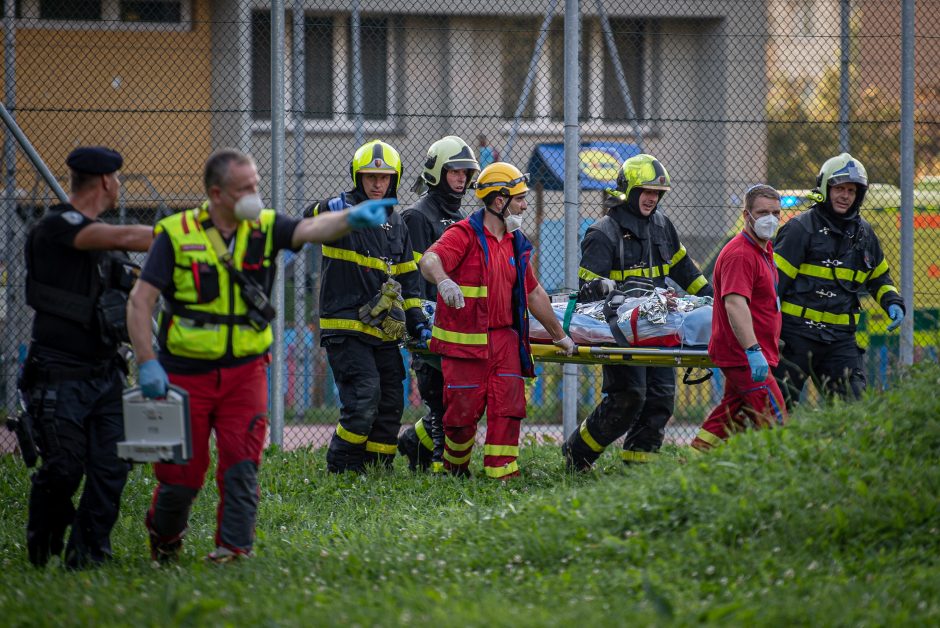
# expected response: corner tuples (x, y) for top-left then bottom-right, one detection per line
(69, 171), (101, 193)
(744, 184), (781, 212)
(204, 148), (254, 195)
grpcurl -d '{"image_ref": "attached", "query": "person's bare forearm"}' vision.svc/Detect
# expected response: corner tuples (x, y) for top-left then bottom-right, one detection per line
(73, 223), (154, 252)
(418, 251), (449, 285)
(724, 294), (758, 349)
(528, 284), (566, 341)
(291, 210), (352, 248)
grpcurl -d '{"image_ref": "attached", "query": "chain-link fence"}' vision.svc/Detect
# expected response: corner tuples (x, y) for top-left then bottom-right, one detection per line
(1, 0), (937, 454)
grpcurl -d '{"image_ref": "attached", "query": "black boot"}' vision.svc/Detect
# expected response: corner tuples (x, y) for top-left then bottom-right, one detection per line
(562, 428), (602, 472)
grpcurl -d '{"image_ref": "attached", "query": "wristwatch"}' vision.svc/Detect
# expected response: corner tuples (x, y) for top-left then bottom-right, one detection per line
(745, 343), (761, 352)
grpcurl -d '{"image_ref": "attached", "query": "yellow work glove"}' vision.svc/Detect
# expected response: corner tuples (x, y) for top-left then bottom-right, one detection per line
(380, 305), (406, 340)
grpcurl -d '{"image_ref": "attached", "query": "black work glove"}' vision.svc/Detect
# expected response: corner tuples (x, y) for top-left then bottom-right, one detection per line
(578, 278), (616, 303)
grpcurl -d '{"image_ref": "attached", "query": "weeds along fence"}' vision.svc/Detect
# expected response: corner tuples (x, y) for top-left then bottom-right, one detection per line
(1, 0), (937, 449)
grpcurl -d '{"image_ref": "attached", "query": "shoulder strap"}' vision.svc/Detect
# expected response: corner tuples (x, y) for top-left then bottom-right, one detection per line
(596, 216), (625, 272)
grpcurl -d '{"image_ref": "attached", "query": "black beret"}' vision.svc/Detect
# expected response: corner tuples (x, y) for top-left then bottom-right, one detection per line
(66, 146), (123, 175)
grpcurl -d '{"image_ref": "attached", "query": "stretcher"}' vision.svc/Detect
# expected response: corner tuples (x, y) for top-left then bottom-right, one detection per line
(528, 342), (714, 368)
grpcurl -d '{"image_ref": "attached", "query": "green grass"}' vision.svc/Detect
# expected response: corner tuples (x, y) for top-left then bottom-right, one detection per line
(1, 364), (939, 626)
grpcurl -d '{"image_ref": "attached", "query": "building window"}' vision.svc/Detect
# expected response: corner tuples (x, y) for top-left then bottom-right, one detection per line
(39, 0), (101, 20)
(304, 16), (334, 119)
(602, 18), (644, 121)
(18, 0), (188, 25)
(501, 19), (537, 119)
(120, 0), (181, 23)
(502, 17), (649, 129)
(252, 11), (398, 127)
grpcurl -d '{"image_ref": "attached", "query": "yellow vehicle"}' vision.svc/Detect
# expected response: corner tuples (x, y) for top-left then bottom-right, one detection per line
(701, 184), (940, 383)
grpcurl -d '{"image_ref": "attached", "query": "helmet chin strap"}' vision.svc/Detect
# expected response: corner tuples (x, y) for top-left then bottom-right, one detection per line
(485, 195), (509, 222)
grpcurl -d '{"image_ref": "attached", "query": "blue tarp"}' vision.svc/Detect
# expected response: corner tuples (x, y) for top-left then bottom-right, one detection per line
(526, 142), (642, 191)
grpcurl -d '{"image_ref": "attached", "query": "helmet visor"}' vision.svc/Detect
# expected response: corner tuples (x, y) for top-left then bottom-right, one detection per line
(827, 161), (868, 188)
(475, 172), (530, 194)
(444, 159), (481, 173)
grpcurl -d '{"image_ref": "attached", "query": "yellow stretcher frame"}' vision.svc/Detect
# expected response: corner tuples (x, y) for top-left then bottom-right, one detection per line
(529, 343), (715, 368)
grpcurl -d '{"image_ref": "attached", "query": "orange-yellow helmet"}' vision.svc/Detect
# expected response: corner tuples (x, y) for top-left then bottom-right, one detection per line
(473, 162), (530, 201)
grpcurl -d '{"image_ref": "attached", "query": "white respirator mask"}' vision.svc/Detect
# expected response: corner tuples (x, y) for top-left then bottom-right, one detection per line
(234, 193), (264, 221)
(749, 212), (779, 241)
(504, 211), (524, 233)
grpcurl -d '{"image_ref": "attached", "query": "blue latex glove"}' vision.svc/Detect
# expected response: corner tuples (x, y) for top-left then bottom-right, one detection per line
(886, 304), (904, 332)
(745, 347), (769, 382)
(348, 198), (397, 229)
(414, 323), (433, 350)
(139, 359), (169, 399)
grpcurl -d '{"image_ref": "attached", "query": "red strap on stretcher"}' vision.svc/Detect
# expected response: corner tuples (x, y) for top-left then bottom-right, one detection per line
(629, 308), (681, 348)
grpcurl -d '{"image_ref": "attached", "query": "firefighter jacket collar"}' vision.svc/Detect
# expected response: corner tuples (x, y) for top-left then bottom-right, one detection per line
(429, 208), (535, 377)
(609, 205), (652, 240)
(412, 189), (465, 225)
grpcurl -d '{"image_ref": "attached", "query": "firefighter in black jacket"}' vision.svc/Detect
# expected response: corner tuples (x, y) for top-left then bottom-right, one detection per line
(772, 153), (905, 406)
(562, 154), (712, 471)
(310, 140), (428, 473)
(397, 136), (480, 472)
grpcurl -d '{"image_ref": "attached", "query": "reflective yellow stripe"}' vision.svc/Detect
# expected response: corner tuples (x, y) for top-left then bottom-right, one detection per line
(870, 259), (890, 280)
(484, 460), (519, 478)
(336, 423), (367, 445)
(483, 444), (519, 457)
(796, 263), (868, 283)
(619, 266), (666, 279)
(669, 244), (687, 266)
(366, 441), (398, 454)
(610, 270), (626, 281)
(443, 450), (472, 465)
(402, 297), (423, 310)
(413, 251), (423, 263)
(695, 429), (724, 448)
(431, 461), (444, 473)
(780, 301), (856, 325)
(414, 418), (434, 452)
(875, 284), (899, 303)
(579, 422), (605, 453)
(773, 253), (798, 279)
(459, 285), (488, 297)
(320, 318), (393, 341)
(686, 275), (708, 295)
(322, 245), (417, 275)
(431, 326), (487, 346)
(621, 450), (657, 463)
(579, 267), (603, 281)
(445, 435), (474, 452)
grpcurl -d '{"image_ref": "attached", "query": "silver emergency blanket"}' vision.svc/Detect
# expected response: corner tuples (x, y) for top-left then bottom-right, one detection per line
(612, 288), (713, 346)
(424, 291), (713, 347)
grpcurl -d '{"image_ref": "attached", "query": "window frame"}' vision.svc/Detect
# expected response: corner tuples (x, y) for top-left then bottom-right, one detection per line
(502, 17), (658, 138)
(15, 0), (192, 31)
(250, 11), (403, 135)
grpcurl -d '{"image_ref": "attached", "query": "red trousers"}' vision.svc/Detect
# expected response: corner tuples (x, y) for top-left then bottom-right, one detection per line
(441, 328), (526, 479)
(148, 356), (269, 554)
(692, 366), (787, 451)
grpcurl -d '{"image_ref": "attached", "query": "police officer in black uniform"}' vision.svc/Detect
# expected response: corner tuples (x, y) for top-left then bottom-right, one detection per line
(309, 140), (428, 473)
(397, 136), (479, 472)
(20, 147), (154, 568)
(562, 154), (712, 471)
(772, 153), (905, 406)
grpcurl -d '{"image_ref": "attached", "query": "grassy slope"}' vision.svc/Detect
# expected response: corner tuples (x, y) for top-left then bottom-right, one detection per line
(0, 364), (937, 627)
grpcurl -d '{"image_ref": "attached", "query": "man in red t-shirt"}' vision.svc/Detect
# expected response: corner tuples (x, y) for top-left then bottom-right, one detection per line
(419, 162), (575, 479)
(692, 184), (787, 450)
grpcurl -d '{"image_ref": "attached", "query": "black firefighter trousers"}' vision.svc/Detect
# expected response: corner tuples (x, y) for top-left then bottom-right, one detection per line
(325, 335), (405, 473)
(563, 363), (675, 470)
